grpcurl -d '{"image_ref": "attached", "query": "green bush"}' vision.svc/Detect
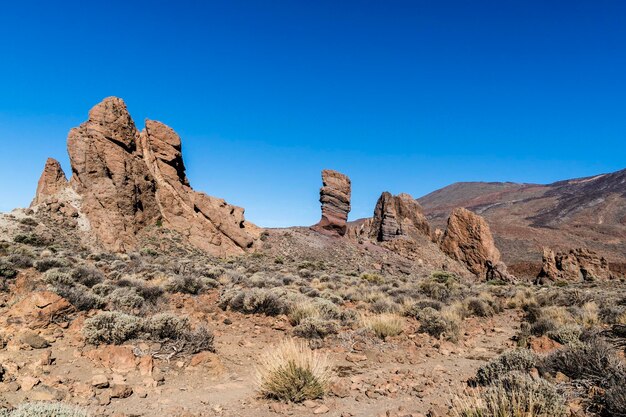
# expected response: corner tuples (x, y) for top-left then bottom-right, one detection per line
(165, 275), (204, 294)
(219, 288), (292, 316)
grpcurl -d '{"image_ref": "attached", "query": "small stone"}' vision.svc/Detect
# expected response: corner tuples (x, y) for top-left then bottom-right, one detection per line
(223, 318), (232, 325)
(91, 375), (109, 389)
(135, 386), (148, 398)
(346, 353), (367, 363)
(20, 376), (40, 391)
(313, 405), (330, 414)
(110, 384), (133, 399)
(303, 400), (317, 408)
(98, 391), (112, 406)
(20, 331), (49, 349)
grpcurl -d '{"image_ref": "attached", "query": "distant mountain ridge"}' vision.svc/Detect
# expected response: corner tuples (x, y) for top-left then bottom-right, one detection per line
(418, 168), (626, 276)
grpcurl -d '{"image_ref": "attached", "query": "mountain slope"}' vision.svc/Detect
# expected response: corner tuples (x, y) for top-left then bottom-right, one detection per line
(418, 169), (626, 276)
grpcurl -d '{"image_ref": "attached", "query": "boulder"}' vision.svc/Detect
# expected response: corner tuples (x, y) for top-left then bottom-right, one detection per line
(536, 247), (613, 284)
(31, 158), (68, 205)
(5, 291), (74, 329)
(34, 97), (259, 255)
(312, 169), (351, 236)
(369, 192), (430, 242)
(439, 208), (504, 279)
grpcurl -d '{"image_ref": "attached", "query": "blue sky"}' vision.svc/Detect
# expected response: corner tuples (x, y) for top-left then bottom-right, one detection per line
(1, 1), (625, 227)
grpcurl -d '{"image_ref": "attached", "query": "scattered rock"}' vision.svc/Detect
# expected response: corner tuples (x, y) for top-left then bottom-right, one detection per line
(91, 375), (109, 389)
(110, 384), (133, 399)
(19, 331), (49, 349)
(313, 405), (330, 414)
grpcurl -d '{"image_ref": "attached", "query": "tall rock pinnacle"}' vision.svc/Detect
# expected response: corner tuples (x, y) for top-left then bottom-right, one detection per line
(312, 169), (351, 236)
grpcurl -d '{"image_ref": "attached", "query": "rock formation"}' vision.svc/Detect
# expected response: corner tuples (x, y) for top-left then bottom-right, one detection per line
(31, 158), (68, 205)
(536, 247), (613, 284)
(369, 192), (430, 242)
(440, 207), (512, 280)
(312, 169), (351, 236)
(32, 97), (259, 255)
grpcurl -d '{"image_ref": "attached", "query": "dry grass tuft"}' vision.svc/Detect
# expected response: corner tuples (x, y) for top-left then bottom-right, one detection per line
(256, 339), (332, 402)
(363, 313), (404, 340)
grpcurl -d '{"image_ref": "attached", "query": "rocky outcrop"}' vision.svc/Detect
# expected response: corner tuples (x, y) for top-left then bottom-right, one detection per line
(312, 170), (351, 236)
(440, 207), (512, 280)
(536, 247), (613, 284)
(369, 192), (430, 242)
(33, 97), (259, 255)
(31, 158), (68, 205)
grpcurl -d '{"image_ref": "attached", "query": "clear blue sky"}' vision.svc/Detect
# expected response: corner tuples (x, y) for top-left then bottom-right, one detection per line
(1, 1), (625, 227)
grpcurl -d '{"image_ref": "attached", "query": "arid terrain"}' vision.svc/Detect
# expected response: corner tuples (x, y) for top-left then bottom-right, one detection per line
(0, 98), (625, 417)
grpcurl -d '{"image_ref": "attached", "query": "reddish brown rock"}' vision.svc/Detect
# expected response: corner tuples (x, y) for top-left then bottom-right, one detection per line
(313, 169), (351, 236)
(536, 247), (613, 284)
(5, 291), (74, 329)
(34, 97), (259, 255)
(439, 208), (506, 279)
(369, 192), (430, 242)
(31, 158), (68, 205)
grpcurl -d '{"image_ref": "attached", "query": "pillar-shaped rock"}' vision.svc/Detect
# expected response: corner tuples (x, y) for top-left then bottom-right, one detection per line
(313, 169), (351, 236)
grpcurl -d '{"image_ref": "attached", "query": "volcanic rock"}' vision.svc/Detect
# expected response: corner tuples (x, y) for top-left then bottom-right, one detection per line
(313, 169), (351, 236)
(536, 247), (613, 284)
(31, 158), (68, 205)
(369, 192), (430, 242)
(33, 97), (259, 255)
(439, 208), (503, 278)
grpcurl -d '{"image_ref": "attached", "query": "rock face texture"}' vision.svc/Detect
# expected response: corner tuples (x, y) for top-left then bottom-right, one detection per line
(33, 97), (259, 255)
(440, 207), (512, 280)
(536, 247), (613, 284)
(31, 158), (68, 205)
(369, 192), (430, 242)
(312, 170), (351, 236)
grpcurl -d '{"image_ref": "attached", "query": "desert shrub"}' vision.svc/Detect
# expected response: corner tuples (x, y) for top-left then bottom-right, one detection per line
(116, 278), (163, 303)
(417, 307), (461, 341)
(404, 299), (443, 318)
(605, 383), (626, 417)
(71, 265), (104, 287)
(465, 294), (501, 317)
(288, 303), (320, 326)
(9, 402), (89, 417)
(83, 311), (143, 345)
(300, 286), (321, 298)
(18, 217), (39, 227)
(418, 279), (457, 302)
(453, 372), (566, 417)
(35, 258), (67, 272)
(219, 288), (292, 316)
(600, 305), (626, 325)
(144, 313), (190, 340)
(107, 287), (144, 312)
(165, 275), (204, 294)
(546, 324), (582, 345)
(91, 281), (117, 297)
(370, 297), (400, 314)
(431, 270), (459, 283)
(361, 273), (384, 284)
(577, 301), (600, 328)
(0, 261), (17, 279)
(363, 313), (404, 340)
(256, 339), (332, 402)
(293, 317), (338, 339)
(43, 269), (73, 286)
(474, 349), (538, 386)
(7, 254), (33, 268)
(53, 284), (105, 311)
(539, 338), (626, 386)
(13, 234), (47, 246)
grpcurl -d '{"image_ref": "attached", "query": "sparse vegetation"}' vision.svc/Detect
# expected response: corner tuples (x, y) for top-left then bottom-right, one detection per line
(7, 402), (89, 417)
(363, 313), (404, 339)
(256, 339), (332, 402)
